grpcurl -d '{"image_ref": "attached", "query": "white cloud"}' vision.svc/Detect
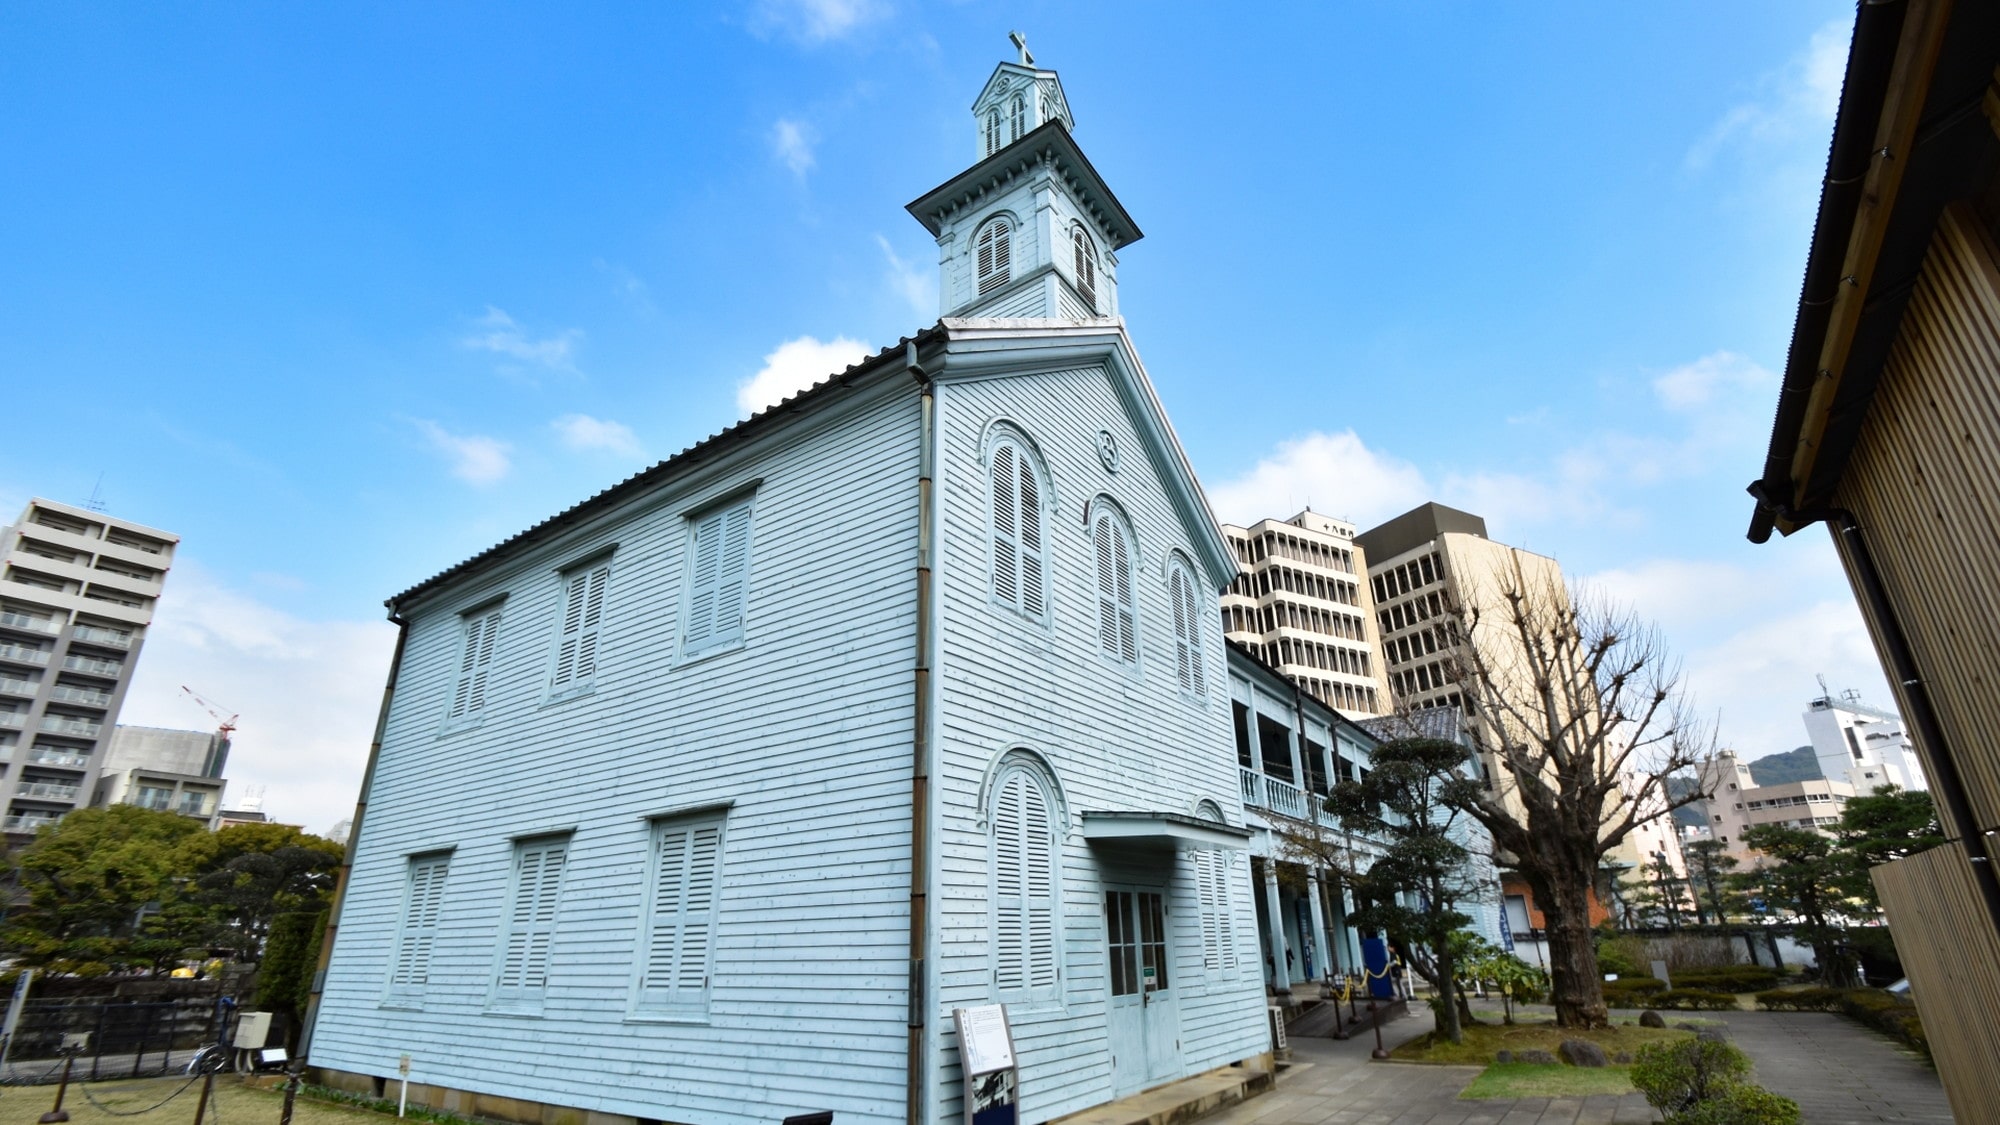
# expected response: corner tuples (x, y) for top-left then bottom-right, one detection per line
(771, 118), (816, 177)
(412, 419), (512, 484)
(753, 0), (887, 44)
(460, 307), (582, 376)
(1652, 350), (1776, 415)
(1206, 430), (1430, 528)
(119, 563), (398, 836)
(1687, 17), (1851, 171)
(877, 234), (932, 317)
(735, 335), (871, 416)
(552, 413), (644, 458)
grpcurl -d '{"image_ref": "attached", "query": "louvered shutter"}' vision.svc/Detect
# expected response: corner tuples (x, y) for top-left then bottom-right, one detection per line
(639, 816), (724, 1014)
(495, 839), (566, 1004)
(1017, 454), (1044, 616)
(1113, 525), (1136, 662)
(1216, 852), (1237, 970)
(683, 500), (754, 656)
(389, 855), (448, 1000)
(992, 773), (1026, 993)
(575, 565), (608, 681)
(978, 221), (1011, 294)
(1022, 779), (1057, 991)
(552, 572), (586, 687)
(450, 612), (501, 720)
(1094, 516), (1118, 656)
(991, 443), (1018, 607)
(1171, 570), (1193, 692)
(1195, 849), (1220, 971)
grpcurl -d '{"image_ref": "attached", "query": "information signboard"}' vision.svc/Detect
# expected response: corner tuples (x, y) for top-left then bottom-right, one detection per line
(953, 1004), (1019, 1125)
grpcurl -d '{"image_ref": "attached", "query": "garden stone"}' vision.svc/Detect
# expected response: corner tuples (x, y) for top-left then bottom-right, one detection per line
(1697, 1028), (1731, 1043)
(1494, 1050), (1512, 1063)
(1559, 1038), (1610, 1067)
(1613, 1051), (1633, 1064)
(1675, 1021), (1703, 1031)
(1639, 1009), (1666, 1028)
(1516, 1049), (1558, 1065)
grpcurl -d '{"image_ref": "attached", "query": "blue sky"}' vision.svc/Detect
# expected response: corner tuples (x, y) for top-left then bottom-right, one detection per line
(0, 1), (1880, 829)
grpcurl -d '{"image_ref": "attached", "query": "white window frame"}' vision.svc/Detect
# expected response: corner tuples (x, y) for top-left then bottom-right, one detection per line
(546, 556), (612, 701)
(975, 216), (1012, 295)
(986, 433), (1050, 626)
(1089, 500), (1139, 670)
(489, 835), (570, 1013)
(630, 811), (728, 1021)
(678, 494), (756, 662)
(990, 763), (1061, 1004)
(384, 852), (450, 1008)
(444, 604), (504, 729)
(1167, 558), (1207, 699)
(1072, 225), (1097, 310)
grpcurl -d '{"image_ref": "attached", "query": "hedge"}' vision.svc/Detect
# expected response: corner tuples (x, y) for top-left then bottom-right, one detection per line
(1754, 988), (1927, 1057)
(1674, 966), (1781, 993)
(1650, 989), (1740, 1011)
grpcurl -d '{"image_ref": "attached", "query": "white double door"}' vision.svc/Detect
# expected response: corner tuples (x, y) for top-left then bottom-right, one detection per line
(1104, 886), (1181, 1096)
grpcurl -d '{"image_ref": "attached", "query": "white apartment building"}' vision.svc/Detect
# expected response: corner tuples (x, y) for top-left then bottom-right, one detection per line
(1219, 511), (1389, 717)
(93, 724), (230, 830)
(0, 498), (177, 837)
(1803, 687), (1927, 795)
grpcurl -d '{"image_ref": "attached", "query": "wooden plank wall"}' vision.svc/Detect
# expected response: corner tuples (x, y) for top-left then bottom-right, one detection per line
(1835, 203), (2000, 837)
(1873, 844), (2000, 1122)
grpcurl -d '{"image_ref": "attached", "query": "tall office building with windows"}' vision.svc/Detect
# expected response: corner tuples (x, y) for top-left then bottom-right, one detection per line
(0, 498), (177, 837)
(1219, 510), (1391, 717)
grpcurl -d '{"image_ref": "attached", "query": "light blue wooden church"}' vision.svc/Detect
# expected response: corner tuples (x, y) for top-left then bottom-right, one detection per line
(306, 44), (1272, 1125)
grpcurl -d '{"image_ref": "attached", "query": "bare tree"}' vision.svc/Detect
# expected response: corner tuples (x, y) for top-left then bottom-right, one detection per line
(1442, 578), (1711, 1029)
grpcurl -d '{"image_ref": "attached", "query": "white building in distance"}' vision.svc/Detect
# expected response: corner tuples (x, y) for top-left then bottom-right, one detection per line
(1804, 686), (1927, 795)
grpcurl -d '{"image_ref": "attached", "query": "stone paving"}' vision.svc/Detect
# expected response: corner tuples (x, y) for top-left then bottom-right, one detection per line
(1717, 1011), (1951, 1124)
(1200, 1006), (1953, 1124)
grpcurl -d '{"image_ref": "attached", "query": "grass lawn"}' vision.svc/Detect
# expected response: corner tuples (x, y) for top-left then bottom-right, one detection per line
(1459, 1063), (1637, 1099)
(1391, 1016), (1694, 1065)
(0, 1077), (391, 1125)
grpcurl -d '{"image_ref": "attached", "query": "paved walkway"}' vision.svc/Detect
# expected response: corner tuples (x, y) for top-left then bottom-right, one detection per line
(1204, 1008), (1659, 1125)
(1717, 1012), (1951, 1124)
(1203, 1006), (1952, 1124)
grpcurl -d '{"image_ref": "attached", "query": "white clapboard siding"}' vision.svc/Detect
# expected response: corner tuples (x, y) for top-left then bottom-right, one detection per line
(315, 379), (925, 1125)
(929, 367), (1267, 1125)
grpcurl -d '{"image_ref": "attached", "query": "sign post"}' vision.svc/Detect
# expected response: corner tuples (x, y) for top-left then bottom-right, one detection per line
(952, 1004), (1019, 1125)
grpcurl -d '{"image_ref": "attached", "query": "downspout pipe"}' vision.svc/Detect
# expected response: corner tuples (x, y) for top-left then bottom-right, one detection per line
(1748, 484), (2000, 946)
(299, 609), (410, 1062)
(906, 341), (937, 1125)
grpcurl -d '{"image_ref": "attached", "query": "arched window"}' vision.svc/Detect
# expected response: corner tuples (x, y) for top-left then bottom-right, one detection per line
(988, 434), (1047, 620)
(992, 763), (1059, 998)
(1168, 561), (1207, 696)
(975, 217), (1012, 294)
(1009, 93), (1026, 141)
(1072, 227), (1098, 310)
(1091, 503), (1137, 665)
(984, 109), (1002, 156)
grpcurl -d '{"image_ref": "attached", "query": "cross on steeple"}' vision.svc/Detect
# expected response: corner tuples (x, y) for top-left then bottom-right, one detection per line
(1008, 30), (1033, 67)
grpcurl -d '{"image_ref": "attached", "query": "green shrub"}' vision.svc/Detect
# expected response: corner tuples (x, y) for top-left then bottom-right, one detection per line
(1676, 966), (1780, 993)
(1752, 987), (1927, 1057)
(1652, 988), (1739, 1011)
(1754, 987), (1841, 1011)
(1667, 1083), (1801, 1125)
(1632, 1039), (1751, 1115)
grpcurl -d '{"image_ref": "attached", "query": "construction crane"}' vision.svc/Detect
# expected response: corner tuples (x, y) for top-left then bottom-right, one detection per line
(180, 685), (239, 738)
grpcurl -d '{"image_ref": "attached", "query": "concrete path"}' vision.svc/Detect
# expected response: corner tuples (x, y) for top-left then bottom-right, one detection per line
(1203, 1008), (1660, 1125)
(1717, 1012), (1951, 1124)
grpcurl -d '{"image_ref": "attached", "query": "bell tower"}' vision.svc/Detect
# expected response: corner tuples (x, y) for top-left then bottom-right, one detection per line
(906, 35), (1142, 321)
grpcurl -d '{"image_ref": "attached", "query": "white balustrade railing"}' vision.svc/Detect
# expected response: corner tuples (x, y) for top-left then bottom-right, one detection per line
(0, 644), (50, 665)
(0, 611), (58, 634)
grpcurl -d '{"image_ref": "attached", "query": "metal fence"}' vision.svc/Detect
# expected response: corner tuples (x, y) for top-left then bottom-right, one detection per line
(2, 997), (225, 1084)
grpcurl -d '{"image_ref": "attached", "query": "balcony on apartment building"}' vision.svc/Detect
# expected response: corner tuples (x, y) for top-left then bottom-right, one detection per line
(61, 653), (122, 678)
(0, 676), (36, 700)
(69, 624), (133, 650)
(0, 610), (60, 635)
(25, 747), (90, 769)
(14, 781), (81, 803)
(0, 643), (51, 666)
(3, 813), (63, 833)
(47, 684), (112, 708)
(39, 715), (101, 739)
(0, 712), (24, 730)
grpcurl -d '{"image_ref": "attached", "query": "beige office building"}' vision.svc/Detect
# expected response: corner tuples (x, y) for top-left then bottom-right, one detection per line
(0, 498), (178, 837)
(1219, 510), (1390, 717)
(1693, 749), (1856, 863)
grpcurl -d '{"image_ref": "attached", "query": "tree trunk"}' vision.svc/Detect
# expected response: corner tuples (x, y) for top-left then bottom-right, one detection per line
(1540, 873), (1609, 1029)
(1434, 943), (1462, 1044)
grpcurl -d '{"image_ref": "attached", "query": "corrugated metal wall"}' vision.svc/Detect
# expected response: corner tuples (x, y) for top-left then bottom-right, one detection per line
(1873, 844), (2000, 1121)
(1836, 201), (2000, 1122)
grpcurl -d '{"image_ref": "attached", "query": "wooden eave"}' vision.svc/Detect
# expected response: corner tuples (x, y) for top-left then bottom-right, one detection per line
(905, 120), (1143, 250)
(1748, 0), (2000, 541)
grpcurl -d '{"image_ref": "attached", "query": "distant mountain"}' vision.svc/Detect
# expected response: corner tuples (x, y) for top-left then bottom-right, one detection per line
(1668, 773), (1704, 829)
(1749, 746), (1824, 787)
